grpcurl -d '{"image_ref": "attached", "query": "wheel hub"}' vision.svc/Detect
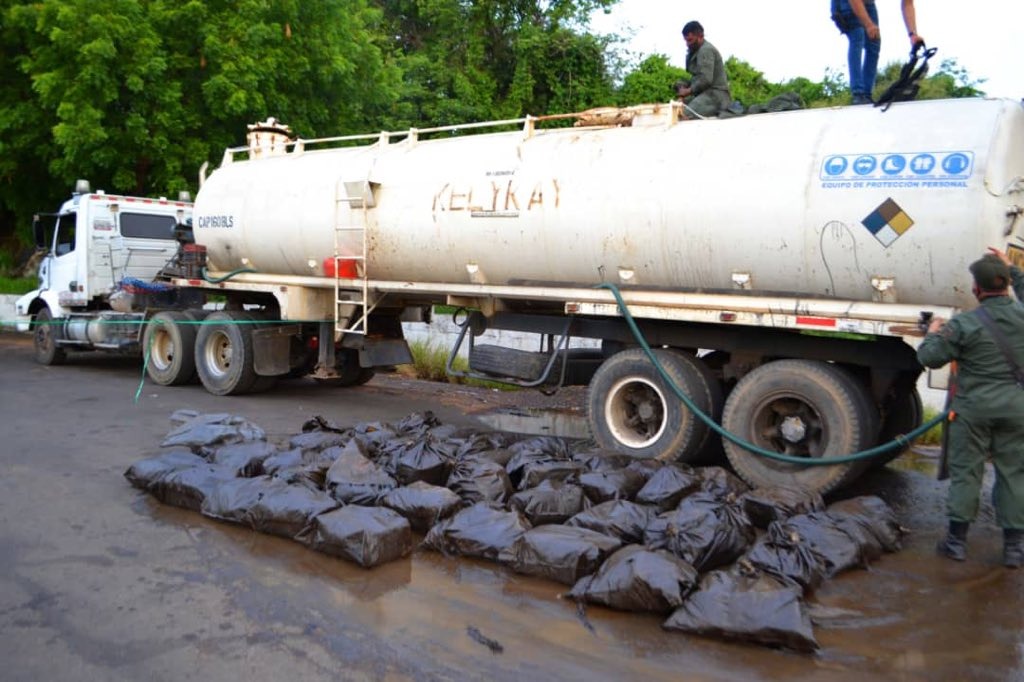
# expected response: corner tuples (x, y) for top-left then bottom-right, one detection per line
(779, 415), (808, 443)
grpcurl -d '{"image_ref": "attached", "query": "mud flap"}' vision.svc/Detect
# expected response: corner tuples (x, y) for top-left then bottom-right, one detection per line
(252, 324), (300, 376)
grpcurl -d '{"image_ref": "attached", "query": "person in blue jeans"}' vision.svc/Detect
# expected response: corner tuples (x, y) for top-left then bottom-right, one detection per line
(839, 0), (924, 104)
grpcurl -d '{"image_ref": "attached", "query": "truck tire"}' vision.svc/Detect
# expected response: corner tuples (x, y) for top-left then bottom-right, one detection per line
(314, 348), (375, 387)
(721, 360), (875, 494)
(143, 311), (197, 386)
(587, 348), (715, 463)
(194, 311), (258, 395)
(33, 307), (66, 366)
(872, 387), (923, 468)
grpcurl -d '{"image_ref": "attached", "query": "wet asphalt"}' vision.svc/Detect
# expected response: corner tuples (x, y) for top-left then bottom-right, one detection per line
(0, 331), (1021, 682)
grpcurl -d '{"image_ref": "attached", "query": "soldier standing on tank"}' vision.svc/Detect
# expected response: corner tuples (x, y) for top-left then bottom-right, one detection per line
(917, 249), (1024, 568)
(674, 21), (732, 118)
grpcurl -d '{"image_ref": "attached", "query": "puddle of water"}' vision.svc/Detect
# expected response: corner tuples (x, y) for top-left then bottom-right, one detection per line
(475, 407), (592, 440)
(887, 446), (940, 476)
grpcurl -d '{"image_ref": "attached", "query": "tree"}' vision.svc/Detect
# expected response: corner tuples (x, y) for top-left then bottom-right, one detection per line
(379, 0), (619, 128)
(616, 54), (684, 105)
(0, 0), (400, 250)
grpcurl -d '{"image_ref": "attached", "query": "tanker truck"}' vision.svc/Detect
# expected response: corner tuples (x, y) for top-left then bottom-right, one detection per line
(17, 98), (1024, 493)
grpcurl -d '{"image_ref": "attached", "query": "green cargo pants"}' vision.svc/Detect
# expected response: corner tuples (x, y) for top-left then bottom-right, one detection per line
(946, 409), (1024, 529)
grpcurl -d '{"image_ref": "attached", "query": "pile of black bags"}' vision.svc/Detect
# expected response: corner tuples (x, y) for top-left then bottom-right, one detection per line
(126, 409), (905, 652)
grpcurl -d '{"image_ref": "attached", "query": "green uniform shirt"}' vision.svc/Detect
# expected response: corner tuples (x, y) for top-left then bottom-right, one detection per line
(685, 40), (731, 101)
(917, 267), (1024, 416)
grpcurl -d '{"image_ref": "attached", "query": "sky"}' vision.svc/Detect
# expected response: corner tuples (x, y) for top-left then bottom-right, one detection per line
(589, 1), (1023, 99)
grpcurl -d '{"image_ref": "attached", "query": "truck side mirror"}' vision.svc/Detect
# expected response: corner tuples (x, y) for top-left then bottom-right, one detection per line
(32, 214), (47, 249)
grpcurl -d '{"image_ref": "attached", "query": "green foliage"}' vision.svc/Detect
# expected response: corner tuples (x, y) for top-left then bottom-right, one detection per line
(399, 339), (513, 390)
(616, 54), (684, 105)
(0, 276), (37, 295)
(914, 407), (945, 446)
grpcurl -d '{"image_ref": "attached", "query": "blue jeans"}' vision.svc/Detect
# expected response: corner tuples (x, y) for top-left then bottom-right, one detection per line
(844, 4), (880, 98)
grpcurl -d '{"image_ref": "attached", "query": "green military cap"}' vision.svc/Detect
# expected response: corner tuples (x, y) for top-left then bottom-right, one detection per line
(969, 254), (1011, 290)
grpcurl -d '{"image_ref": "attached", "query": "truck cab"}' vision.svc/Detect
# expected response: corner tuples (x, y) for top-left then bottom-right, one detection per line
(15, 180), (193, 360)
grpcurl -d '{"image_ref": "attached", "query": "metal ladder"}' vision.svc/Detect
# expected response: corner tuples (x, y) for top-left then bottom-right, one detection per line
(333, 179), (373, 335)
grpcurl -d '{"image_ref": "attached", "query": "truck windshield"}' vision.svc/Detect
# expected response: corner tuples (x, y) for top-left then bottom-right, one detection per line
(54, 213), (76, 256)
(120, 212), (177, 240)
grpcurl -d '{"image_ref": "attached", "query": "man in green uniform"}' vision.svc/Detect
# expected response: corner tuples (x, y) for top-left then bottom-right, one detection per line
(917, 250), (1024, 568)
(675, 21), (732, 118)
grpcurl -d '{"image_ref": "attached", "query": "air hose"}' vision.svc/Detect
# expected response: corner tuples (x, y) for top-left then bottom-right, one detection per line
(596, 283), (948, 466)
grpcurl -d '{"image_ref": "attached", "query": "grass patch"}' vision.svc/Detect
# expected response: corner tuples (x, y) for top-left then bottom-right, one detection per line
(913, 406), (945, 446)
(397, 339), (515, 390)
(0, 276), (37, 295)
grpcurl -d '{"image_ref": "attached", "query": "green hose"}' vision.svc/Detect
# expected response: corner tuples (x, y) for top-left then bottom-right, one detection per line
(597, 282), (948, 466)
(202, 266), (256, 283)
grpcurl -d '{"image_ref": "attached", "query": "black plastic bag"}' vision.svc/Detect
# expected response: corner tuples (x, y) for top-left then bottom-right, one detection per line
(380, 481), (463, 533)
(391, 411), (441, 438)
(644, 492), (754, 573)
(506, 437), (572, 486)
(827, 495), (904, 553)
(625, 459), (665, 482)
(517, 460), (583, 491)
(271, 465), (328, 492)
(509, 480), (586, 526)
(635, 465), (702, 511)
(141, 463), (238, 512)
(778, 512), (869, 577)
(325, 440), (397, 505)
(245, 484), (339, 538)
(568, 545), (698, 613)
(566, 500), (655, 544)
(742, 524), (828, 593)
(422, 502), (531, 561)
(458, 448), (515, 467)
(299, 505), (412, 568)
(124, 448), (208, 490)
(579, 469), (647, 504)
(262, 448), (304, 476)
(162, 410), (265, 453)
(379, 435), (455, 486)
(662, 566), (819, 653)
(740, 486), (825, 529)
(572, 450), (637, 472)
(209, 440), (277, 477)
(696, 466), (750, 500)
(288, 430), (351, 452)
(454, 432), (519, 461)
(446, 459), (513, 505)
(500, 525), (622, 585)
(201, 476), (290, 524)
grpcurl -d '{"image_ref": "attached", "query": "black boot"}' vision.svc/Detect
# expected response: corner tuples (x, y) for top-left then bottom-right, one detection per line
(1004, 529), (1024, 569)
(936, 521), (969, 561)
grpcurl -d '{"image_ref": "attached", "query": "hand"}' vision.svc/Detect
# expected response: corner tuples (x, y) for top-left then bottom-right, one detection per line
(927, 317), (946, 334)
(866, 23), (880, 40)
(987, 247), (1012, 266)
(909, 32), (924, 47)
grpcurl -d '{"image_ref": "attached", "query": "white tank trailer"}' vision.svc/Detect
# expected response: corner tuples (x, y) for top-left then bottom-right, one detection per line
(24, 99), (1024, 493)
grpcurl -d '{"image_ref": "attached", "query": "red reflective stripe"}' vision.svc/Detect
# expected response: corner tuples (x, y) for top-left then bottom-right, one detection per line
(796, 316), (836, 328)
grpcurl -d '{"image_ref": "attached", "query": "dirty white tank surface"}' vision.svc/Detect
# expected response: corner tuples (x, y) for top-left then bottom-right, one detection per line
(193, 98), (1024, 310)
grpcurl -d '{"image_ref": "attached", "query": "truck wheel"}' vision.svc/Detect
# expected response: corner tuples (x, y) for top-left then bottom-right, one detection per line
(194, 311), (258, 395)
(33, 307), (66, 366)
(872, 387), (923, 468)
(143, 311), (197, 386)
(587, 348), (715, 463)
(314, 348), (375, 387)
(721, 360), (874, 494)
